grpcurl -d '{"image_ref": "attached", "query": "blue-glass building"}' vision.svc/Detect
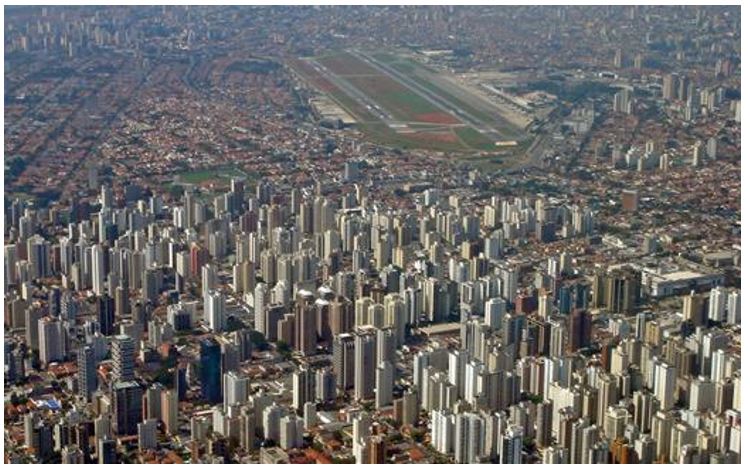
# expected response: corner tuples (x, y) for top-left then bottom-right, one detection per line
(200, 338), (222, 404)
(558, 285), (572, 315)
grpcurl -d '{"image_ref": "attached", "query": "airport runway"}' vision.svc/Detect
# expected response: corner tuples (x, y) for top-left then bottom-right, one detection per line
(350, 49), (507, 143)
(306, 57), (393, 123)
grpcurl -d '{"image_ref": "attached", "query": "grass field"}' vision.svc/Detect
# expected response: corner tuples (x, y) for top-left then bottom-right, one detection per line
(174, 166), (255, 185)
(374, 52), (525, 140)
(287, 57), (378, 122)
(288, 49), (528, 161)
(455, 127), (497, 151)
(362, 122), (470, 152)
(317, 52), (460, 125)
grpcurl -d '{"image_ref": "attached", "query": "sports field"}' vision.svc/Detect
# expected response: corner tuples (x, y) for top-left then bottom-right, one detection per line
(288, 49), (528, 157)
(173, 165), (255, 186)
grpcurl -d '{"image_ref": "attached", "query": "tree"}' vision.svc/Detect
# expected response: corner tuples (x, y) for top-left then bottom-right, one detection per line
(248, 330), (269, 351)
(6, 156), (27, 179)
(168, 184), (184, 200)
(155, 367), (174, 388)
(275, 340), (292, 359)
(10, 393), (27, 406)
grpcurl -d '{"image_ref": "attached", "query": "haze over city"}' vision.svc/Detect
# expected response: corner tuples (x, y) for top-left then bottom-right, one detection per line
(3, 5), (742, 465)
